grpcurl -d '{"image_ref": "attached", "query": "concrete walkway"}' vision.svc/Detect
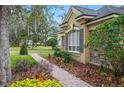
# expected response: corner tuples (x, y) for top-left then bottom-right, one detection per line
(30, 53), (92, 87)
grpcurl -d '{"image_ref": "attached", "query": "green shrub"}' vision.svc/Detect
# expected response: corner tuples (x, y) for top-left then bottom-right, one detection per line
(61, 51), (72, 63)
(87, 15), (124, 78)
(53, 49), (61, 57)
(10, 79), (62, 87)
(52, 47), (60, 51)
(20, 44), (28, 55)
(53, 49), (72, 63)
(47, 37), (57, 49)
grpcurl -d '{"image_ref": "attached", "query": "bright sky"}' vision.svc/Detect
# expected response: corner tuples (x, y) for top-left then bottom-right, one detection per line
(53, 5), (122, 24)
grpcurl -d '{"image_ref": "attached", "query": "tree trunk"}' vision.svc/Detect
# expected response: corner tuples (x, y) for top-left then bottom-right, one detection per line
(0, 6), (11, 85)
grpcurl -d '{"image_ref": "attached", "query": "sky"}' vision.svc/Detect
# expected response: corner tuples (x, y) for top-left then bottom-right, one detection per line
(53, 5), (122, 24)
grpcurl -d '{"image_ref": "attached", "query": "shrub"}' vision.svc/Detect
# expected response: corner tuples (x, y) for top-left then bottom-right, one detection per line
(87, 15), (124, 78)
(47, 37), (57, 49)
(61, 51), (72, 63)
(10, 79), (62, 87)
(52, 47), (60, 51)
(53, 50), (62, 57)
(14, 60), (34, 72)
(20, 44), (28, 55)
(53, 49), (72, 63)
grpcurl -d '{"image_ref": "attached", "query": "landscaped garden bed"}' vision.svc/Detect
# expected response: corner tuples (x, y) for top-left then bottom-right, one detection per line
(50, 57), (124, 87)
(10, 62), (62, 87)
(9, 47), (62, 87)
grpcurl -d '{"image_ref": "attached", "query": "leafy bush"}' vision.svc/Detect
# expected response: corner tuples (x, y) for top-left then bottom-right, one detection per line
(53, 49), (62, 57)
(47, 37), (57, 49)
(61, 51), (72, 63)
(13, 60), (35, 72)
(87, 15), (124, 78)
(53, 49), (72, 63)
(10, 79), (62, 87)
(20, 44), (28, 55)
(52, 47), (60, 51)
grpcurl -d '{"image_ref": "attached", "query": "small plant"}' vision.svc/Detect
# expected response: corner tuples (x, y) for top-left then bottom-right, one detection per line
(53, 49), (61, 57)
(10, 78), (62, 87)
(52, 47), (60, 51)
(14, 60), (34, 72)
(20, 44), (28, 55)
(61, 51), (72, 63)
(53, 49), (72, 63)
(98, 61), (110, 75)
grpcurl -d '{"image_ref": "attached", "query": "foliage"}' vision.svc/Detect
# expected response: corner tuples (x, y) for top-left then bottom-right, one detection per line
(10, 79), (62, 87)
(87, 15), (124, 77)
(20, 44), (28, 55)
(12, 64), (54, 82)
(9, 6), (65, 47)
(61, 51), (72, 63)
(11, 55), (36, 69)
(53, 49), (72, 63)
(52, 47), (60, 51)
(13, 60), (35, 72)
(53, 49), (62, 57)
(47, 37), (57, 48)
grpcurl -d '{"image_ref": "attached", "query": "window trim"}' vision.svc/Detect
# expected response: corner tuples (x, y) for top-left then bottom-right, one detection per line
(67, 30), (80, 52)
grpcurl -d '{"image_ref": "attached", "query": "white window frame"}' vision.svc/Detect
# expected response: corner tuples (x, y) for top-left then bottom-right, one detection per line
(67, 30), (80, 52)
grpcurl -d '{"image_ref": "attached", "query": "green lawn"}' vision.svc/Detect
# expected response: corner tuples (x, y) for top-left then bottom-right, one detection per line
(10, 46), (53, 68)
(28, 46), (53, 59)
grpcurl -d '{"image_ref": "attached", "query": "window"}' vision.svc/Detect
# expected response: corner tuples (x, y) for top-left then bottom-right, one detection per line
(68, 30), (80, 52)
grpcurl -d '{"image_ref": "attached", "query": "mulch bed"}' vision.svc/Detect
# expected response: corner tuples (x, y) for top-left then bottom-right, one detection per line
(50, 57), (122, 87)
(12, 64), (55, 82)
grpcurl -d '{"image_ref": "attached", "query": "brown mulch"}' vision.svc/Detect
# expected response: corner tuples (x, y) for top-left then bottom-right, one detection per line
(50, 57), (122, 87)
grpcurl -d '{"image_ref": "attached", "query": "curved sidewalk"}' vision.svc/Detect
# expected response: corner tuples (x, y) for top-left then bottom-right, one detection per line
(30, 53), (92, 87)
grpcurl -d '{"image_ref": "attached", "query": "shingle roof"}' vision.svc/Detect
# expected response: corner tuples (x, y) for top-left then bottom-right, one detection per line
(73, 6), (97, 16)
(94, 5), (124, 20)
(74, 5), (124, 20)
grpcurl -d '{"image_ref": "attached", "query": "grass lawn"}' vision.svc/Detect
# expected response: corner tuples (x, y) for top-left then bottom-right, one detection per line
(10, 46), (53, 67)
(28, 46), (53, 59)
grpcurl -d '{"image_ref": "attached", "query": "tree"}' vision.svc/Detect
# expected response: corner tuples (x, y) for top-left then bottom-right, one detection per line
(0, 5), (23, 85)
(87, 15), (124, 78)
(47, 37), (57, 48)
(9, 6), (29, 47)
(0, 6), (11, 85)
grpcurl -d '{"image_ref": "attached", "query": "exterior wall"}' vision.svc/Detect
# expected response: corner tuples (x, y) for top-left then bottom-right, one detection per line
(82, 24), (90, 64)
(85, 16), (115, 64)
(58, 32), (65, 50)
(58, 10), (85, 63)
(58, 10), (118, 64)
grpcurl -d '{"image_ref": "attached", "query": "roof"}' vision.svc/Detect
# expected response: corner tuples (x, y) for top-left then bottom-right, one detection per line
(93, 5), (124, 20)
(73, 6), (97, 16)
(59, 5), (124, 32)
(61, 5), (124, 25)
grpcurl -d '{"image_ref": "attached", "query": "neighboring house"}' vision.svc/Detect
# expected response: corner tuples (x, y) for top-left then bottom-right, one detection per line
(58, 5), (124, 65)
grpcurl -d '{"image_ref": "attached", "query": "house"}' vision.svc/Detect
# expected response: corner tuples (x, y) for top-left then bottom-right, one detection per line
(58, 5), (124, 65)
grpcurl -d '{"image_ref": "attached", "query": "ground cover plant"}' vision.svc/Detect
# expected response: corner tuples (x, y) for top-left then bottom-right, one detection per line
(10, 79), (62, 87)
